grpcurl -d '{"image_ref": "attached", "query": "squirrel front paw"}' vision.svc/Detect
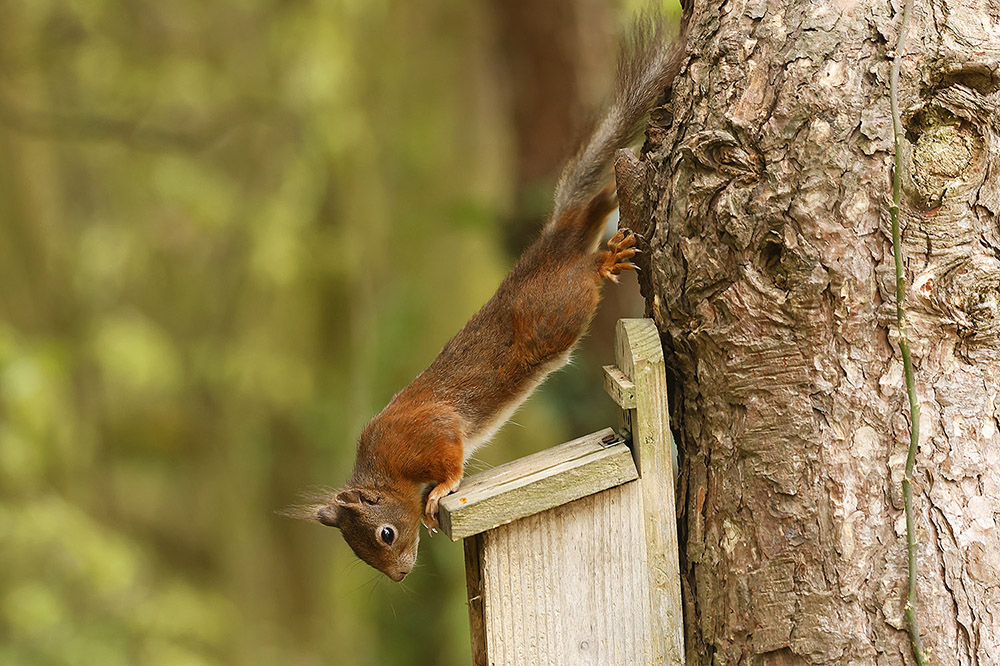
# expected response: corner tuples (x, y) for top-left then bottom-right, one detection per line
(422, 505), (441, 532)
(423, 478), (461, 533)
(598, 229), (639, 283)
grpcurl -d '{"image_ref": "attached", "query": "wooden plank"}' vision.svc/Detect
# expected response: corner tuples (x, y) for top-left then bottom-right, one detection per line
(478, 482), (649, 666)
(614, 318), (684, 666)
(603, 364), (637, 409)
(440, 429), (637, 541)
(464, 536), (487, 666)
(448, 428), (621, 498)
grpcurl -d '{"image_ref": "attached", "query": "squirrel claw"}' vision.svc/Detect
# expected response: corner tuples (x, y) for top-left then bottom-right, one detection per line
(423, 499), (441, 531)
(422, 510), (441, 532)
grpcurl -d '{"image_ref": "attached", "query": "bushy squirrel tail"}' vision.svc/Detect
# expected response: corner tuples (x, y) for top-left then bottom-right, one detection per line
(550, 11), (687, 248)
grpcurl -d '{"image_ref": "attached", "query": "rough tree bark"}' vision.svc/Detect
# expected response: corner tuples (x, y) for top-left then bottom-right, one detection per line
(618, 0), (1000, 663)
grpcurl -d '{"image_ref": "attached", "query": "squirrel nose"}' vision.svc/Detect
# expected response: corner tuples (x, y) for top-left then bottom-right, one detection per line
(390, 568), (410, 582)
(316, 506), (339, 527)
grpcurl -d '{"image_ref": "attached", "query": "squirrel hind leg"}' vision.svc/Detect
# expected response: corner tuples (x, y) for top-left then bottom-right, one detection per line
(597, 228), (639, 283)
(551, 184), (619, 253)
(579, 185), (620, 252)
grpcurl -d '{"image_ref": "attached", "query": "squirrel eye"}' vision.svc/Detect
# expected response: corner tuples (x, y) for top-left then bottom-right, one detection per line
(380, 526), (395, 545)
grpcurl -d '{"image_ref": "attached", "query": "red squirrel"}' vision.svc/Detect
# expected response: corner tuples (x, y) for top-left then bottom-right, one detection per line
(301, 16), (685, 582)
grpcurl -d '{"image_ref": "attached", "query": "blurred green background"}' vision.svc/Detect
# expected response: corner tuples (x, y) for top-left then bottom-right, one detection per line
(0, 1), (676, 664)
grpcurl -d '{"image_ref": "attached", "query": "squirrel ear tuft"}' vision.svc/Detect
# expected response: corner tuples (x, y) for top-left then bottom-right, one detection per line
(336, 488), (380, 507)
(317, 505), (341, 527)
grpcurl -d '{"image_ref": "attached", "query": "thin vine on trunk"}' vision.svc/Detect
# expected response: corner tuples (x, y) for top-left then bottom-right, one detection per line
(888, 0), (926, 663)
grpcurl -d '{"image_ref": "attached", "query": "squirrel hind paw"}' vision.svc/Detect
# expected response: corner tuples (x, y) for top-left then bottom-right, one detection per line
(598, 229), (640, 281)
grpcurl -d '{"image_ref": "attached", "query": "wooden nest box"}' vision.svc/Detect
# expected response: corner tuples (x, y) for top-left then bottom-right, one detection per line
(439, 319), (684, 666)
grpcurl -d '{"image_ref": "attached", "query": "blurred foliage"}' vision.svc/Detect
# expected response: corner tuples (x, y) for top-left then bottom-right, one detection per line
(0, 1), (675, 664)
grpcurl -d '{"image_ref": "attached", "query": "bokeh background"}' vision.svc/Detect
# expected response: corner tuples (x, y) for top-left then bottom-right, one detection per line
(0, 1), (678, 664)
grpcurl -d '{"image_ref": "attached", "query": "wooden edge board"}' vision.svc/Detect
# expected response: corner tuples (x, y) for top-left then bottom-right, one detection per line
(448, 428), (618, 496)
(440, 433), (638, 541)
(453, 441), (625, 507)
(616, 317), (684, 665)
(603, 364), (637, 409)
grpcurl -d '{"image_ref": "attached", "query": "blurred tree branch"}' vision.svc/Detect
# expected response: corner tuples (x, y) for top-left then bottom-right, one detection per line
(0, 96), (276, 151)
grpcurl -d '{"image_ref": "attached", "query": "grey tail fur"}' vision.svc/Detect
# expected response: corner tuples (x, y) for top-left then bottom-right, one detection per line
(551, 12), (687, 227)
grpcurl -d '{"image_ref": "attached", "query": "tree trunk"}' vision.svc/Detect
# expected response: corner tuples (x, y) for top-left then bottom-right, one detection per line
(621, 0), (1000, 663)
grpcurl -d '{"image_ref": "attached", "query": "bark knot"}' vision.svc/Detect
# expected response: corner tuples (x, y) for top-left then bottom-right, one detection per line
(906, 106), (983, 209)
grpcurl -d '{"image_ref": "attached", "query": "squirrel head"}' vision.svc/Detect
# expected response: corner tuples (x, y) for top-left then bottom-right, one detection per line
(316, 487), (420, 582)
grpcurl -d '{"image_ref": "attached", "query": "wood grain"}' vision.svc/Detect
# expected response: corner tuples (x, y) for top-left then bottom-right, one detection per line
(464, 536), (487, 666)
(477, 482), (650, 666)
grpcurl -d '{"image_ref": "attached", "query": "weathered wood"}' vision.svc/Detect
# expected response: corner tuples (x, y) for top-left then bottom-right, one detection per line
(464, 536), (487, 666)
(440, 428), (637, 540)
(603, 364), (637, 409)
(474, 481), (650, 666)
(613, 318), (683, 666)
